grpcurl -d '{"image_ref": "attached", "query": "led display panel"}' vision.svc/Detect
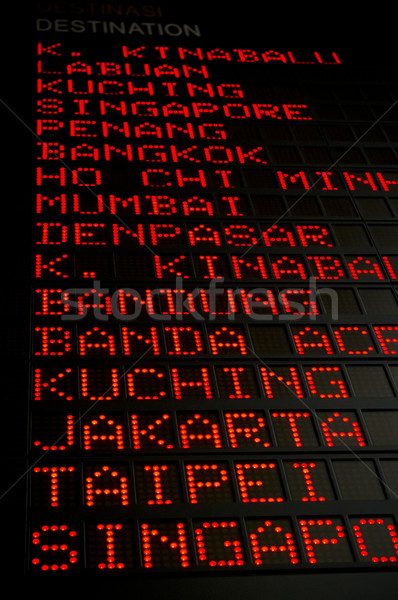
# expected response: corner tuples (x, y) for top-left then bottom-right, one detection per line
(2, 2), (398, 597)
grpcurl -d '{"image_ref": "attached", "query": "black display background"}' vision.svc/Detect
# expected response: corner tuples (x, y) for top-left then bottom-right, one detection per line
(2, 2), (398, 597)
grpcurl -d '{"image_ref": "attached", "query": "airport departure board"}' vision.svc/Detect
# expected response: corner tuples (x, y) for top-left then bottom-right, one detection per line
(2, 2), (398, 596)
